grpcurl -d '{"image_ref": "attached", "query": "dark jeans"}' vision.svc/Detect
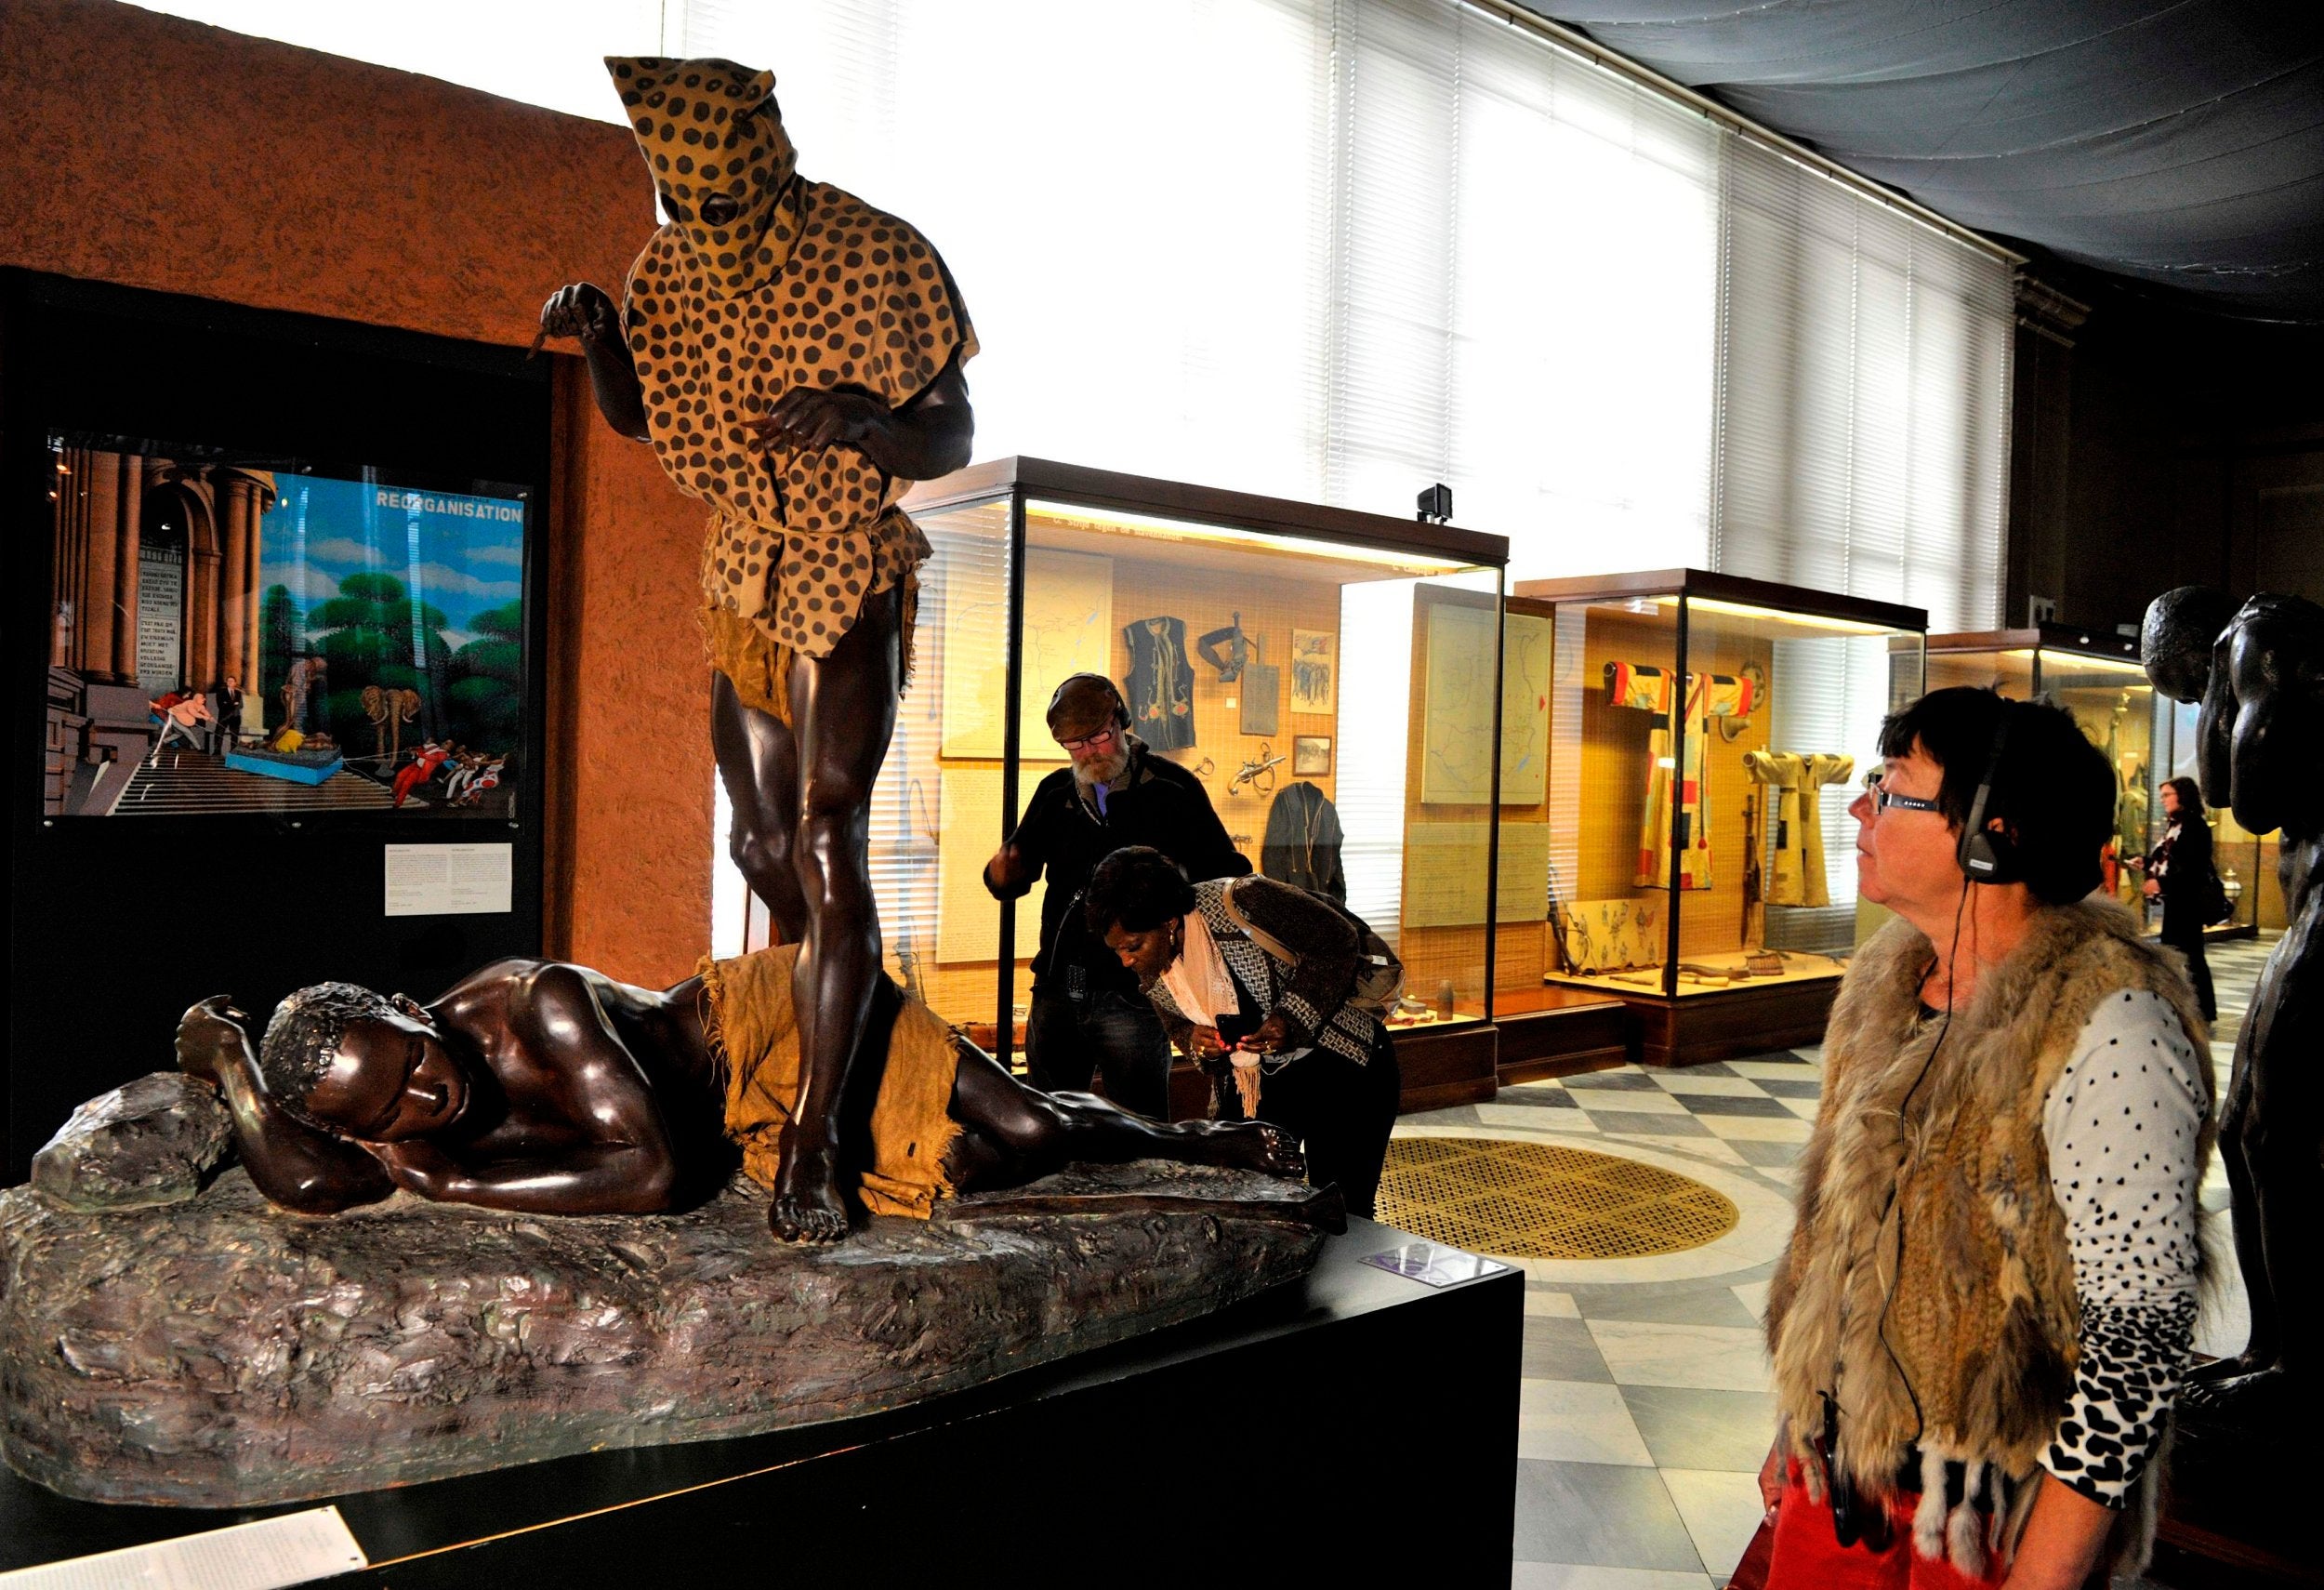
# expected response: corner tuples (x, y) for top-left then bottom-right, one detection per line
(2160, 902), (2217, 1023)
(1024, 989), (1175, 1120)
(1213, 1024), (1402, 1218)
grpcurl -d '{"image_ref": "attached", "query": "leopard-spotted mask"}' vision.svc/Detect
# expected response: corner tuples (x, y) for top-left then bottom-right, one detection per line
(606, 55), (800, 298)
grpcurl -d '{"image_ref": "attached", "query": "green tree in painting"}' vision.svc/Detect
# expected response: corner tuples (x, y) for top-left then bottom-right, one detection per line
(258, 584), (299, 710)
(446, 599), (523, 753)
(306, 571), (450, 750)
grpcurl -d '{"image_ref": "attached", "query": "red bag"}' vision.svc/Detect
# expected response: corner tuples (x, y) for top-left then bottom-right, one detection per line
(1725, 1505), (1778, 1590)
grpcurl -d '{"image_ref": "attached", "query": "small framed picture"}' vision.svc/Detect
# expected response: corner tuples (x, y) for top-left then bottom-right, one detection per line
(1292, 735), (1332, 775)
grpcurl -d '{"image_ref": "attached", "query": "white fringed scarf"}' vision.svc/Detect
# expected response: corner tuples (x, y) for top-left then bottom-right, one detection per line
(1156, 911), (1264, 1114)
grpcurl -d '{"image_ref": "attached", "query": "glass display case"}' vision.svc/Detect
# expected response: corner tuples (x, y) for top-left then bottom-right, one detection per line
(1926, 626), (2157, 914)
(884, 458), (1511, 1093)
(1512, 570), (1926, 1065)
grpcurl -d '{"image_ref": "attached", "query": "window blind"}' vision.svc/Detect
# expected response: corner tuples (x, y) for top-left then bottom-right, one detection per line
(678, 0), (1340, 504)
(1714, 135), (2012, 632)
(145, 0), (2013, 625)
(1445, 10), (1721, 582)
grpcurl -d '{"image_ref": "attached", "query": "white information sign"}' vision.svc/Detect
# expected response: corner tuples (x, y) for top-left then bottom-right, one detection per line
(384, 841), (513, 917)
(0, 1504), (367, 1589)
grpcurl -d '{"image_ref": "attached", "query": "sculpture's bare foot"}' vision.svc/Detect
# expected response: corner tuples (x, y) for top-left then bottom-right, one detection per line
(2178, 1365), (2317, 1427)
(769, 1133), (850, 1245)
(2185, 1349), (2268, 1385)
(1191, 1120), (1305, 1180)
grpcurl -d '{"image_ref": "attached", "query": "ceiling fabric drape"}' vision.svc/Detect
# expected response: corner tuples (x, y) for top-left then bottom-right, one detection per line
(1525, 0), (2324, 320)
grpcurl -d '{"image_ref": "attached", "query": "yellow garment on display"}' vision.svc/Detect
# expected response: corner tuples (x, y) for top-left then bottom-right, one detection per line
(608, 57), (977, 703)
(699, 941), (961, 1221)
(1552, 896), (1666, 974)
(1605, 662), (1753, 891)
(1742, 751), (1855, 908)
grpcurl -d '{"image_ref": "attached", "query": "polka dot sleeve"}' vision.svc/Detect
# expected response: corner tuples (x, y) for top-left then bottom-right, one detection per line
(2038, 988), (2208, 1508)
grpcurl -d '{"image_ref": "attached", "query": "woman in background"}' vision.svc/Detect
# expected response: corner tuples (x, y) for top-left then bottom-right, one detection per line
(2140, 775), (2218, 1022)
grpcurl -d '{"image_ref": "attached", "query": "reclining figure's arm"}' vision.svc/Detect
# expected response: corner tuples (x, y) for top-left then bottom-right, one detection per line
(364, 966), (681, 1216)
(177, 998), (395, 1215)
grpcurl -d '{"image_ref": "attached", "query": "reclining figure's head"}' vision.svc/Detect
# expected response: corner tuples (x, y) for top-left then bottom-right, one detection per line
(260, 982), (469, 1142)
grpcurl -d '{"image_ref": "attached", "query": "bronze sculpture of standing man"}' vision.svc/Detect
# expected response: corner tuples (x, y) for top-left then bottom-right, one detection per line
(542, 57), (976, 1243)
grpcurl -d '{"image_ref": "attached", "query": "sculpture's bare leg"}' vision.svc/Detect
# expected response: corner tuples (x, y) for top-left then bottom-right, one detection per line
(2187, 1038), (2324, 1410)
(942, 1039), (1304, 1189)
(2187, 1054), (2273, 1384)
(2249, 1084), (2324, 1380)
(712, 671), (809, 946)
(770, 586), (903, 1243)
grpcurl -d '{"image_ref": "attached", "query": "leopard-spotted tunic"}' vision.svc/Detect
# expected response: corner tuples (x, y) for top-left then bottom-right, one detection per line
(607, 57), (977, 719)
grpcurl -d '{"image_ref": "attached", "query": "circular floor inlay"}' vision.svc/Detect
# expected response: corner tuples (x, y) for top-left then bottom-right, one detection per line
(1373, 1137), (1740, 1259)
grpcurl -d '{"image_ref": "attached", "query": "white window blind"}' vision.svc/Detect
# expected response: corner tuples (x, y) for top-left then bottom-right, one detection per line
(1714, 135), (2012, 632)
(675, 0), (1339, 504)
(672, 0), (1727, 569)
(1444, 10), (1721, 582)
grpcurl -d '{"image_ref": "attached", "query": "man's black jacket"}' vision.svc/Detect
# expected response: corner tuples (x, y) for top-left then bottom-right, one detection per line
(987, 738), (1248, 996)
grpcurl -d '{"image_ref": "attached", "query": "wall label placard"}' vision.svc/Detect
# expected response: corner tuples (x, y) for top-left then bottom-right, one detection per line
(2, 1504), (367, 1589)
(384, 841), (512, 917)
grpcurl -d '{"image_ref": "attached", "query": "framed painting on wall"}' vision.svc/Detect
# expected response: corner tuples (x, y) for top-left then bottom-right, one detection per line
(1290, 629), (1335, 712)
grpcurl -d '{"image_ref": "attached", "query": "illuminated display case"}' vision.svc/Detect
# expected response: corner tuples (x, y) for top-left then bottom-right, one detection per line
(882, 458), (1512, 1110)
(1927, 626), (2158, 915)
(1512, 570), (1926, 1066)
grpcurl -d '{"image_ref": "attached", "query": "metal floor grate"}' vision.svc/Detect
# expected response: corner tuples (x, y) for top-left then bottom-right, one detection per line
(1375, 1137), (1739, 1260)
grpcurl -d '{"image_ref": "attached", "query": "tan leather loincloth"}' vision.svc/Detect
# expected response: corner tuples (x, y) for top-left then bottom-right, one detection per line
(700, 526), (922, 727)
(697, 941), (960, 1220)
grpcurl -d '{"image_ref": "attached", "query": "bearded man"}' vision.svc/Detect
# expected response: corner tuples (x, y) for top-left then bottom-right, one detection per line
(984, 674), (1247, 1119)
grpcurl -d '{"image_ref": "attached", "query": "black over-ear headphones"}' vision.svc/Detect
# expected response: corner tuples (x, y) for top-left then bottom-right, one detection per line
(1046, 673), (1130, 731)
(1956, 706), (2018, 884)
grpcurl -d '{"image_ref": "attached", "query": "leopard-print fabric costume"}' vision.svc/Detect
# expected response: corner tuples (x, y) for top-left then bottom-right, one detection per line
(607, 56), (977, 696)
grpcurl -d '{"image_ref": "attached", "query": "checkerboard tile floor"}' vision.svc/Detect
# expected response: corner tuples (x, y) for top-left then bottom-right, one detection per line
(1393, 929), (2271, 1588)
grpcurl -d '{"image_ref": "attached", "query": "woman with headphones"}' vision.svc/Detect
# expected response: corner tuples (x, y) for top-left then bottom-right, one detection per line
(1755, 689), (2212, 1588)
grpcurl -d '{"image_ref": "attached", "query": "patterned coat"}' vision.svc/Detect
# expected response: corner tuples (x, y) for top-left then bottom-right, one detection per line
(1144, 877), (1382, 1067)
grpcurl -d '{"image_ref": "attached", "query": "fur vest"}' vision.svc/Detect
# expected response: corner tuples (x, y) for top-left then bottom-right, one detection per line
(1767, 899), (2212, 1576)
